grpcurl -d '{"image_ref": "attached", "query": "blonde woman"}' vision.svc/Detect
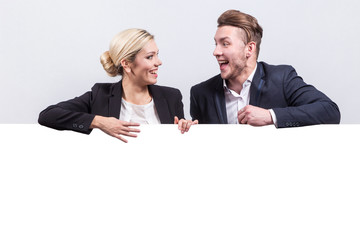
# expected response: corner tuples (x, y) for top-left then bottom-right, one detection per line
(38, 29), (196, 142)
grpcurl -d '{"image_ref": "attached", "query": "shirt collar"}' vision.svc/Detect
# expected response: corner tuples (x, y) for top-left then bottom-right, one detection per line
(223, 64), (258, 91)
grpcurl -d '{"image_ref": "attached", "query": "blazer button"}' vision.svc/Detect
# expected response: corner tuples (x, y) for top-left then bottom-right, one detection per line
(79, 125), (84, 129)
(73, 123), (77, 128)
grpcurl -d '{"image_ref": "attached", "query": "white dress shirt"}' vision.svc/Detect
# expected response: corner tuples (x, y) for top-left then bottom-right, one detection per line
(119, 98), (161, 124)
(223, 65), (277, 125)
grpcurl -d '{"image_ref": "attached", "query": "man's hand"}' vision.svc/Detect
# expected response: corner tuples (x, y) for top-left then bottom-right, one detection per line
(174, 116), (199, 134)
(238, 105), (273, 126)
(90, 116), (140, 143)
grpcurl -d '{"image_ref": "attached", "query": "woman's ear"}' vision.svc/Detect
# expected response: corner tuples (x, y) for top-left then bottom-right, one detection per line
(121, 59), (132, 73)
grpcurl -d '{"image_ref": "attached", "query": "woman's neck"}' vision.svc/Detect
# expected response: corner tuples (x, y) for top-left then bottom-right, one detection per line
(122, 76), (152, 105)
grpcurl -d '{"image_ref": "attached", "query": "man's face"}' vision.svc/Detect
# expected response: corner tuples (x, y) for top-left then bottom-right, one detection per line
(213, 26), (248, 81)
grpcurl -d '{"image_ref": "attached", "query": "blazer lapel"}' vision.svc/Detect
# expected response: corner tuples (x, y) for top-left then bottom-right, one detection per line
(149, 85), (172, 124)
(108, 80), (123, 118)
(213, 76), (227, 124)
(250, 62), (265, 106)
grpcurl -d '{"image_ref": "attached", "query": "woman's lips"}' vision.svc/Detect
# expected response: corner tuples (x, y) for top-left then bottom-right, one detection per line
(150, 69), (158, 78)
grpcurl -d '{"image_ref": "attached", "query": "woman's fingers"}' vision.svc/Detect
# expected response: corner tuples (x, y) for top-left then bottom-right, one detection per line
(97, 118), (141, 142)
(174, 116), (179, 124)
(177, 118), (198, 134)
(114, 134), (129, 143)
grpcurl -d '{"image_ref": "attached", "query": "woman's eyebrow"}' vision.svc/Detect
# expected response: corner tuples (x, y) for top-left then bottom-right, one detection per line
(145, 50), (159, 55)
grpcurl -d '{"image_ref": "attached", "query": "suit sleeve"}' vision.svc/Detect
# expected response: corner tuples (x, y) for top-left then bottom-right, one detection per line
(272, 67), (341, 127)
(175, 89), (185, 120)
(38, 85), (99, 134)
(190, 86), (201, 122)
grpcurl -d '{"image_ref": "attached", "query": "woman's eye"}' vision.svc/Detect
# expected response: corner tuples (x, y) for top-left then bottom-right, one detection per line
(147, 56), (153, 60)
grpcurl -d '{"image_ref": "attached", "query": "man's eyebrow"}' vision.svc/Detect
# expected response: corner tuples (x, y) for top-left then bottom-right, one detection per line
(215, 37), (231, 42)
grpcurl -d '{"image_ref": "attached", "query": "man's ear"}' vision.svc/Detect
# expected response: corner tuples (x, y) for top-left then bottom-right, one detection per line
(121, 59), (132, 73)
(246, 41), (257, 58)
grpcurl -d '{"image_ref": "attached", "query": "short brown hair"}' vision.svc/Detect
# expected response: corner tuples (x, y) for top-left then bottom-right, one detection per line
(218, 10), (263, 57)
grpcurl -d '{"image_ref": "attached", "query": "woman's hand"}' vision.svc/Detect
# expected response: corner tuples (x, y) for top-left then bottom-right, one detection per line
(174, 116), (199, 134)
(90, 116), (140, 143)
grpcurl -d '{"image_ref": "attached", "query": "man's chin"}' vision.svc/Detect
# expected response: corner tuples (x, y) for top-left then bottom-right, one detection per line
(220, 72), (229, 80)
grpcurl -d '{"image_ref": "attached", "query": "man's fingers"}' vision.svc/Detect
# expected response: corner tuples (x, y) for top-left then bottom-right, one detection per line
(238, 112), (246, 124)
(240, 116), (248, 124)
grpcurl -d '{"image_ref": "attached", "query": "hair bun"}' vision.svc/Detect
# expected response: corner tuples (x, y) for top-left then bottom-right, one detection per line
(100, 51), (119, 77)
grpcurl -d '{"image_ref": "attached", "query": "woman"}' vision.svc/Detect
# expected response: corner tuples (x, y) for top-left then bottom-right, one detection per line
(38, 28), (196, 142)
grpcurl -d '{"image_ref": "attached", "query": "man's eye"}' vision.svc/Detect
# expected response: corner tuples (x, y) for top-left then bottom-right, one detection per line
(223, 42), (229, 46)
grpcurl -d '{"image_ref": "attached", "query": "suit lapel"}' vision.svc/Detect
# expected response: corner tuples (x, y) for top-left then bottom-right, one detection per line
(213, 76), (227, 124)
(250, 62), (265, 106)
(149, 85), (172, 124)
(108, 80), (123, 118)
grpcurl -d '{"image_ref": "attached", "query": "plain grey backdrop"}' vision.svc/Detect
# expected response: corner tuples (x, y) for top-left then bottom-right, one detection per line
(1, 0), (359, 123)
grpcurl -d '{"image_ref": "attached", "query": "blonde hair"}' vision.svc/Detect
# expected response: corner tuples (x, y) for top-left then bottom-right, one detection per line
(100, 29), (154, 77)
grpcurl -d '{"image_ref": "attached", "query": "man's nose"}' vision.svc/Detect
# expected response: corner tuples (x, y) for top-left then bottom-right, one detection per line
(213, 45), (222, 56)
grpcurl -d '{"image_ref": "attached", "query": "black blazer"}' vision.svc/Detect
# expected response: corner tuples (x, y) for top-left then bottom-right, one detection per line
(38, 81), (184, 134)
(190, 61), (341, 127)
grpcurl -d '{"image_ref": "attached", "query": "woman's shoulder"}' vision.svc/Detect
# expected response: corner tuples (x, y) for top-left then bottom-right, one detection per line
(90, 81), (121, 95)
(150, 84), (182, 96)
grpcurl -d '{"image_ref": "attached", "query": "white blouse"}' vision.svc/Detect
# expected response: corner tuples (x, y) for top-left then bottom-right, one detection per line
(119, 98), (161, 124)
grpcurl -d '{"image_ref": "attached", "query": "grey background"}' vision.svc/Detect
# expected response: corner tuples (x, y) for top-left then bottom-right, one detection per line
(1, 0), (359, 123)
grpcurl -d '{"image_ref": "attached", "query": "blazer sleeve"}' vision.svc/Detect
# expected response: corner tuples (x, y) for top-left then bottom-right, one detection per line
(175, 89), (185, 120)
(38, 85), (100, 134)
(190, 86), (201, 122)
(272, 67), (341, 127)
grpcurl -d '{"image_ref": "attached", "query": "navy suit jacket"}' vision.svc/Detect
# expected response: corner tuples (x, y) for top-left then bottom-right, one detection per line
(38, 81), (184, 134)
(190, 62), (340, 127)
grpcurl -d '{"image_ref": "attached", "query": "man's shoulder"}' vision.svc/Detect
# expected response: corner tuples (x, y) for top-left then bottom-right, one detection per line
(259, 61), (296, 75)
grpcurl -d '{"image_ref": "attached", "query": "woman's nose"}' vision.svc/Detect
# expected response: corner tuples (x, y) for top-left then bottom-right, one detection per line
(156, 57), (162, 66)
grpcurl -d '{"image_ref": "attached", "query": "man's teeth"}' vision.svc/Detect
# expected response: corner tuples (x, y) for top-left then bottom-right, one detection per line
(219, 61), (229, 64)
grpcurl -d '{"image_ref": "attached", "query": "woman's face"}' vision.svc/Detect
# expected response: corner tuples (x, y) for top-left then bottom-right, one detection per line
(128, 39), (162, 86)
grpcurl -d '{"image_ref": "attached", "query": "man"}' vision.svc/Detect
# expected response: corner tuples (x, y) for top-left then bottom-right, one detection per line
(190, 10), (340, 127)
